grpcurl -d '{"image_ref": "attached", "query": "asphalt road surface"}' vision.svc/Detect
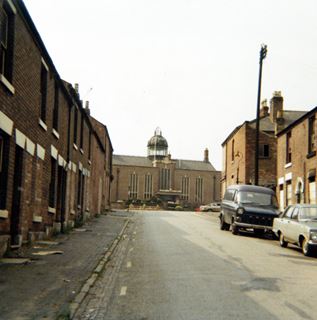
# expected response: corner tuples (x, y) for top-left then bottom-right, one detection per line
(75, 211), (317, 320)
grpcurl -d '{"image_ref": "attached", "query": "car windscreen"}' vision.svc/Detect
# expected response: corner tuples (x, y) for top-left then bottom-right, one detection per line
(237, 191), (277, 207)
(300, 207), (317, 220)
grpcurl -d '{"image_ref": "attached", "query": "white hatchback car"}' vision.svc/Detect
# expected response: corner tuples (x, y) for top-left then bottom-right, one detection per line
(200, 202), (221, 212)
(273, 204), (317, 256)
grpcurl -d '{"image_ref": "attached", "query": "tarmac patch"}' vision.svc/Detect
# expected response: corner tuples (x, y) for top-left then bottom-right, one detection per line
(240, 277), (280, 292)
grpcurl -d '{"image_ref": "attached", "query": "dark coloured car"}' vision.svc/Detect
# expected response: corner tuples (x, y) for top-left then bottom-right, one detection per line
(219, 185), (280, 235)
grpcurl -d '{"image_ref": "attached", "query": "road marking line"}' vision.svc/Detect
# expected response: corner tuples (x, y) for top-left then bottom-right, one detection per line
(120, 286), (127, 296)
(127, 261), (132, 268)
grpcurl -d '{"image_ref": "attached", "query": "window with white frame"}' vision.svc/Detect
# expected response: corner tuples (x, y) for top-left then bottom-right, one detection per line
(308, 116), (316, 155)
(73, 107), (78, 145)
(0, 0), (15, 83)
(53, 81), (59, 131)
(88, 130), (92, 160)
(286, 132), (292, 164)
(40, 60), (48, 122)
(80, 112), (84, 150)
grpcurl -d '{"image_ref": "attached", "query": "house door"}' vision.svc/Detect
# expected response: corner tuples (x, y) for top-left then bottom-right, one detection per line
(10, 146), (24, 245)
(309, 181), (316, 204)
(56, 166), (67, 233)
(279, 189), (284, 211)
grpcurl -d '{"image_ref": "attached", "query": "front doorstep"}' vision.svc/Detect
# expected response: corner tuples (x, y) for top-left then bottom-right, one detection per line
(53, 222), (62, 234)
(0, 235), (10, 257)
(28, 231), (45, 243)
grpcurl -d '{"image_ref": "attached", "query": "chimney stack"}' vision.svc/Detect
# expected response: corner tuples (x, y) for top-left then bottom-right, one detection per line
(85, 101), (90, 115)
(260, 99), (269, 117)
(204, 148), (209, 162)
(270, 91), (283, 124)
(74, 83), (79, 94)
(275, 110), (285, 134)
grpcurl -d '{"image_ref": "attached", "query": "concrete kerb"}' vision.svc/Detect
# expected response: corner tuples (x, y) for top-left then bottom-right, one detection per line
(68, 219), (130, 319)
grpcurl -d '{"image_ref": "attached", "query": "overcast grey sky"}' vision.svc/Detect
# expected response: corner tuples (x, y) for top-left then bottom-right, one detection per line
(23, 0), (317, 170)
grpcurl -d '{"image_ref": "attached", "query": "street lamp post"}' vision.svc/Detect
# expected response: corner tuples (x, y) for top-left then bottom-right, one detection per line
(235, 151), (243, 184)
(254, 44), (267, 186)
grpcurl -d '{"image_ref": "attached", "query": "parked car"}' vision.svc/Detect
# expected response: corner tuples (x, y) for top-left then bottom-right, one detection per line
(200, 202), (221, 212)
(273, 204), (317, 256)
(219, 184), (280, 235)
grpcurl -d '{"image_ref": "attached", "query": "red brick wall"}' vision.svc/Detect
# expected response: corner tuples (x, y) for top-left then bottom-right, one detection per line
(88, 117), (113, 214)
(222, 121), (277, 196)
(277, 117), (315, 208)
(222, 124), (247, 192)
(0, 1), (113, 246)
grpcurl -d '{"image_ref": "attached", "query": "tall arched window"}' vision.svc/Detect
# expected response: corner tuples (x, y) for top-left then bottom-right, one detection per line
(144, 173), (153, 199)
(129, 172), (138, 199)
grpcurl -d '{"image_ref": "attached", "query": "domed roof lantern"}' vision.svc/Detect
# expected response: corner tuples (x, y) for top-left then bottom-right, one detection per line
(147, 127), (168, 160)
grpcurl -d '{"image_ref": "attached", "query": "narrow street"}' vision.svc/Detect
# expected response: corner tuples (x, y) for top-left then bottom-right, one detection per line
(75, 211), (317, 320)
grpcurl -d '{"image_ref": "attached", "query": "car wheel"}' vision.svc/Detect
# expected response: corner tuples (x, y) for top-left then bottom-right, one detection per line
(279, 233), (288, 248)
(220, 215), (230, 231)
(302, 238), (313, 256)
(231, 223), (239, 235)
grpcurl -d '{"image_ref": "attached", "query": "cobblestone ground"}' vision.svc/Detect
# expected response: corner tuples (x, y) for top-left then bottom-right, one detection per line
(0, 211), (132, 320)
(74, 218), (136, 320)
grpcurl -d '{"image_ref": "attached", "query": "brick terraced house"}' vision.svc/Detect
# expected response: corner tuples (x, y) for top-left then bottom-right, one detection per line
(0, 0), (113, 256)
(276, 107), (317, 210)
(111, 128), (221, 209)
(221, 92), (306, 196)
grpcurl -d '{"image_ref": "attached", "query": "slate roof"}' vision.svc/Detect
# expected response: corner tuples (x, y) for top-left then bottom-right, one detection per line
(222, 110), (307, 145)
(176, 159), (216, 171)
(276, 106), (317, 137)
(248, 111), (307, 132)
(113, 155), (216, 172)
(113, 155), (153, 167)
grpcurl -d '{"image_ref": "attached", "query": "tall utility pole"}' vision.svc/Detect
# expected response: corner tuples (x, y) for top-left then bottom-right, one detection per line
(254, 44), (267, 185)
